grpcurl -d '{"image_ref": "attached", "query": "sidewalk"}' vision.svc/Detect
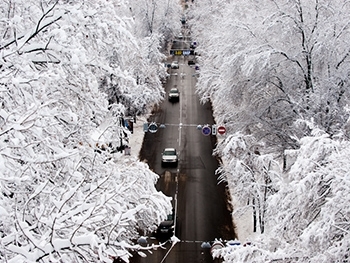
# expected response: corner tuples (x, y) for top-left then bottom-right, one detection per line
(127, 116), (148, 158)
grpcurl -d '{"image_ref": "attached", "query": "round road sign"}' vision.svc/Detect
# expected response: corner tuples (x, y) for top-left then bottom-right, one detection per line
(217, 126), (226, 135)
(202, 125), (211, 136)
(148, 122), (158, 133)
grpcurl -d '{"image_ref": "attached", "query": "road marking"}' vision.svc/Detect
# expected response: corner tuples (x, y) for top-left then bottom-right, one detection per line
(178, 93), (183, 149)
(164, 123), (201, 127)
(181, 240), (207, 243)
(159, 172), (179, 263)
(160, 241), (177, 263)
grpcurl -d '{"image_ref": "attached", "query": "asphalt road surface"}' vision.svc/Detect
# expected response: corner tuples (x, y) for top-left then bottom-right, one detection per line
(131, 34), (236, 263)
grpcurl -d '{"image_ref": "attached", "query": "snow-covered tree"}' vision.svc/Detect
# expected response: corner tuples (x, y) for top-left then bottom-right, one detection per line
(0, 0), (182, 262)
(216, 133), (280, 234)
(129, 0), (182, 43)
(190, 0), (350, 152)
(265, 129), (350, 262)
(189, 0), (350, 262)
(214, 129), (350, 262)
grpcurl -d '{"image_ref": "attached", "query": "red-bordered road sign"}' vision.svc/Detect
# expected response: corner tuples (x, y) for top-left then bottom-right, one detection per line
(217, 126), (226, 135)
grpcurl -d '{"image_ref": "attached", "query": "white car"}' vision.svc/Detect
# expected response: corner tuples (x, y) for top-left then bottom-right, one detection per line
(161, 148), (178, 166)
(168, 88), (180, 102)
(171, 61), (179, 69)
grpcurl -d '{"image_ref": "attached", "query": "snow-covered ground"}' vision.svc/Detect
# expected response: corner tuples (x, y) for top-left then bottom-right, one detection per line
(216, 137), (254, 243)
(230, 197), (255, 243)
(128, 116), (148, 159)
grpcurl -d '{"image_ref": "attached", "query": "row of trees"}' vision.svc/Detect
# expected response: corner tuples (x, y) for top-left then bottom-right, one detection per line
(0, 0), (182, 262)
(189, 0), (350, 262)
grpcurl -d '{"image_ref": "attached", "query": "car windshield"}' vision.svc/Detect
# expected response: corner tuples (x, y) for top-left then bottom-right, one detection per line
(163, 150), (176, 155)
(170, 89), (178, 94)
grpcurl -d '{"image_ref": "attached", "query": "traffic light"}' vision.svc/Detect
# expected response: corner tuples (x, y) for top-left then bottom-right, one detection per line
(212, 124), (217, 135)
(143, 123), (149, 132)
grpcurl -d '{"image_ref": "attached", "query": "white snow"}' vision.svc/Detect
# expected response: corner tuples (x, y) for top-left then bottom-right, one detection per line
(126, 116), (148, 158)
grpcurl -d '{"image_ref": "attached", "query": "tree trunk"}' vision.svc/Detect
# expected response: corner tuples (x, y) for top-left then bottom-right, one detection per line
(252, 198), (257, 233)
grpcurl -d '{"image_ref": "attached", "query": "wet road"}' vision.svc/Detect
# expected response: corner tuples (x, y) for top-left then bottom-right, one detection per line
(131, 34), (236, 263)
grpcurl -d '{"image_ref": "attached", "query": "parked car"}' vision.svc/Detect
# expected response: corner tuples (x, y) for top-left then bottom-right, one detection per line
(188, 60), (195, 66)
(161, 148), (178, 166)
(157, 214), (175, 237)
(168, 88), (180, 102)
(171, 61), (179, 69)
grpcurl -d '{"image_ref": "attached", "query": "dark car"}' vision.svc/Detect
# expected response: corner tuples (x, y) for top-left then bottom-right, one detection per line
(188, 60), (195, 66)
(168, 88), (180, 102)
(157, 214), (175, 237)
